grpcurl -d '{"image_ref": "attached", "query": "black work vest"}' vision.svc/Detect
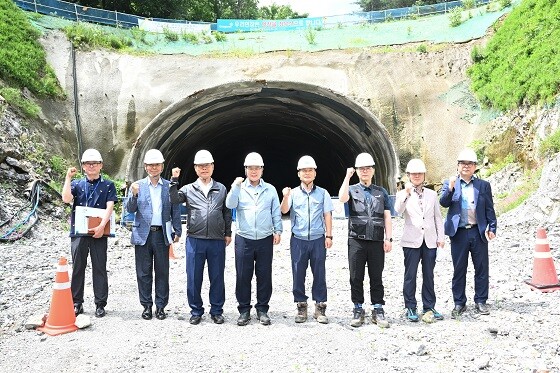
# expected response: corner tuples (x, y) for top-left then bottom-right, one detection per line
(347, 184), (385, 241)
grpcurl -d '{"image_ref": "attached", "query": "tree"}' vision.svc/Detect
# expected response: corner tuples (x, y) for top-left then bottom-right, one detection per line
(258, 4), (308, 19)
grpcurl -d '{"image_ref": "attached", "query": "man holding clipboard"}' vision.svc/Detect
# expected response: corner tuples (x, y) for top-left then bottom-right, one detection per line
(62, 148), (117, 318)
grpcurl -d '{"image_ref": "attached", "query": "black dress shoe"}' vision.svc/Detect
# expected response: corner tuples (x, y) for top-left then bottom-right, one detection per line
(155, 308), (167, 320)
(142, 306), (153, 320)
(475, 303), (490, 315)
(74, 303), (84, 316)
(237, 311), (250, 326)
(451, 304), (467, 319)
(211, 314), (225, 324)
(95, 305), (106, 318)
(257, 311), (271, 326)
(189, 315), (202, 325)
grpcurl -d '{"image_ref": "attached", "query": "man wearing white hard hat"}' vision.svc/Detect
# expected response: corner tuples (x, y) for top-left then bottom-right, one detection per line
(126, 149), (182, 321)
(440, 148), (497, 318)
(225, 152), (282, 326)
(394, 159), (445, 323)
(338, 152), (393, 328)
(170, 150), (232, 325)
(62, 148), (118, 318)
(280, 155), (333, 324)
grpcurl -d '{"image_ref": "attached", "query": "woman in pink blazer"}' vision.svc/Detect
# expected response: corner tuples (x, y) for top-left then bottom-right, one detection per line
(394, 159), (445, 322)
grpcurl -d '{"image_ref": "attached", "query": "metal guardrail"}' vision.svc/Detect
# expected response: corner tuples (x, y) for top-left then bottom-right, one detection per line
(16, 0), (492, 32)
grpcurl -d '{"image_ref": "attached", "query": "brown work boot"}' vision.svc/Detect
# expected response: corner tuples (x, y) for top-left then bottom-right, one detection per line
(295, 302), (308, 323)
(314, 302), (329, 324)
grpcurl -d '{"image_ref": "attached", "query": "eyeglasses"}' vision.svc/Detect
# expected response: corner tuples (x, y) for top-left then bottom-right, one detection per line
(299, 168), (316, 173)
(458, 161), (476, 167)
(356, 166), (373, 171)
(245, 166), (263, 171)
(196, 163), (213, 169)
(83, 162), (101, 167)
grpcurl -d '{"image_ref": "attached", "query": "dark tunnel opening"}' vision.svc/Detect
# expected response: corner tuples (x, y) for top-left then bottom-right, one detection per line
(126, 82), (398, 197)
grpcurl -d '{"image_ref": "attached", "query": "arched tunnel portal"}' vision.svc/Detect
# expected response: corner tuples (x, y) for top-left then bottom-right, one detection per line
(126, 81), (399, 196)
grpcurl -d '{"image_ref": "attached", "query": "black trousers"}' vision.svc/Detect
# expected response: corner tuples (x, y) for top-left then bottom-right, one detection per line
(135, 230), (169, 308)
(348, 238), (385, 305)
(235, 234), (273, 313)
(70, 236), (108, 307)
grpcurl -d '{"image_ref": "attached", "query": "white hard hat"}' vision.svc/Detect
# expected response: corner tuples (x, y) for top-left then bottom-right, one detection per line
(297, 155), (317, 170)
(144, 149), (165, 164)
(457, 148), (478, 163)
(406, 159), (427, 173)
(193, 149), (214, 164)
(244, 152), (264, 167)
(355, 153), (375, 168)
(81, 149), (103, 163)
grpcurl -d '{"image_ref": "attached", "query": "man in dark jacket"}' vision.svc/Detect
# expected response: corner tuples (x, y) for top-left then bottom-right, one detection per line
(126, 149), (182, 321)
(440, 148), (497, 318)
(170, 150), (232, 325)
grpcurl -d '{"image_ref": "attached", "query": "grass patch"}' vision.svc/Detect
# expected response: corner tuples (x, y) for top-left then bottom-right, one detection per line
(0, 0), (63, 98)
(64, 22), (133, 50)
(449, 6), (464, 27)
(163, 27), (179, 42)
(0, 87), (41, 118)
(468, 0), (560, 110)
(495, 167), (541, 215)
(487, 153), (514, 175)
(304, 27), (317, 45)
(539, 127), (560, 157)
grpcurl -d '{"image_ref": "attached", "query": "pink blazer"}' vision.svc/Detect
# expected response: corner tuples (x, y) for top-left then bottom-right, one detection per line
(394, 187), (444, 249)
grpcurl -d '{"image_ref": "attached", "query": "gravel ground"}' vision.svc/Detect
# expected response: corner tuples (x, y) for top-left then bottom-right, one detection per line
(1, 211), (560, 372)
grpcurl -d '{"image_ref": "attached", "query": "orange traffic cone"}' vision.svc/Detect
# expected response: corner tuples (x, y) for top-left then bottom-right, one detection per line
(525, 228), (560, 293)
(169, 243), (178, 260)
(37, 257), (79, 336)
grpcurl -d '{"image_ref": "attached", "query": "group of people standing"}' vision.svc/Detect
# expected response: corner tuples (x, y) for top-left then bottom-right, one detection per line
(61, 146), (497, 327)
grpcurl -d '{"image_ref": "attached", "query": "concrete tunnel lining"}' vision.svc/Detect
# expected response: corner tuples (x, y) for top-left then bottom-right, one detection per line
(126, 81), (399, 195)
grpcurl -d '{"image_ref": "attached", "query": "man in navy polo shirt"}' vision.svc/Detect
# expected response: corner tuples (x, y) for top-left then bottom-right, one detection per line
(62, 148), (117, 318)
(280, 155), (333, 324)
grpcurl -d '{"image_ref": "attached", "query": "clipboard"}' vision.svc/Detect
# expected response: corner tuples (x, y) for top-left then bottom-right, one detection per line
(88, 216), (111, 236)
(75, 206), (116, 237)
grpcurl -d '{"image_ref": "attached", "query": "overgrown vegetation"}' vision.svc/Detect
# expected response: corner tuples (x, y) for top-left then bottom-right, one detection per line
(0, 87), (40, 118)
(304, 27), (317, 45)
(539, 127), (560, 157)
(468, 0), (560, 110)
(0, 0), (63, 98)
(495, 167), (542, 215)
(163, 27), (179, 42)
(64, 22), (133, 50)
(448, 6), (463, 27)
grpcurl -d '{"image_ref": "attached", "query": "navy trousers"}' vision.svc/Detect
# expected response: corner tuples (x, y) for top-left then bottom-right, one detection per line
(348, 238), (385, 305)
(450, 227), (489, 305)
(186, 237), (226, 316)
(235, 234), (273, 313)
(70, 236), (108, 307)
(134, 230), (169, 308)
(402, 241), (437, 309)
(290, 236), (327, 303)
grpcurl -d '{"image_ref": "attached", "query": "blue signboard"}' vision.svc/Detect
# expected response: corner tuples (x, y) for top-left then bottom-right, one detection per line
(217, 17), (324, 33)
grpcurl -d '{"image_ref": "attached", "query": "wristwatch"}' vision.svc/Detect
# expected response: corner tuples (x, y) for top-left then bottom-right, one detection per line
(326, 236), (333, 240)
(385, 238), (393, 242)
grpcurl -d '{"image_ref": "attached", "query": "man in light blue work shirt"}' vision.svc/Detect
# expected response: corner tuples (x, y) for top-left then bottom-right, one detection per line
(280, 155), (333, 324)
(226, 152), (282, 326)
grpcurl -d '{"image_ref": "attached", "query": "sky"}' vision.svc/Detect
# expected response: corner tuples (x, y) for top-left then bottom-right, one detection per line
(257, 0), (361, 17)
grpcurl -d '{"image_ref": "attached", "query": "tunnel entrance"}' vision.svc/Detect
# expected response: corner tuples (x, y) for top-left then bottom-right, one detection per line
(126, 81), (398, 195)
